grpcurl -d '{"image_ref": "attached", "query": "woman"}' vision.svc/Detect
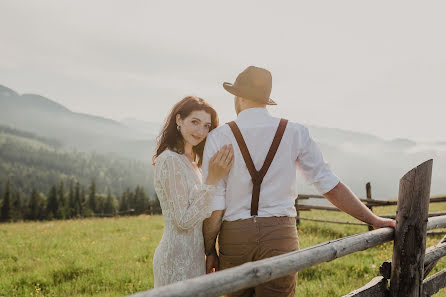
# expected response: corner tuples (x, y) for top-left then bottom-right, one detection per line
(152, 96), (233, 287)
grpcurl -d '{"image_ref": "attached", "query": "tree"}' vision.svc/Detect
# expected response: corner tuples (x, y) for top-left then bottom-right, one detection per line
(0, 180), (11, 222)
(11, 191), (23, 221)
(73, 181), (81, 218)
(104, 188), (116, 216)
(88, 179), (97, 214)
(80, 185), (91, 217)
(27, 188), (42, 220)
(119, 190), (129, 214)
(68, 180), (75, 218)
(46, 185), (58, 220)
(57, 181), (67, 219)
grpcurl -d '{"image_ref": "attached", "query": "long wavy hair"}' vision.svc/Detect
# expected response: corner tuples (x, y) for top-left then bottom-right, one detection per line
(153, 96), (219, 167)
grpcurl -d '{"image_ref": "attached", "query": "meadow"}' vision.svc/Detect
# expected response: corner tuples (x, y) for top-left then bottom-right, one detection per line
(1, 203), (445, 297)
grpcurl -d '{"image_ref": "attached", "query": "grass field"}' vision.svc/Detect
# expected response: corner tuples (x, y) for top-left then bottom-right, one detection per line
(1, 203), (445, 297)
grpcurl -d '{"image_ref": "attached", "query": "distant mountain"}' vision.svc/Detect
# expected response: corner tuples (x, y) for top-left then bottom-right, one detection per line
(0, 85), (155, 160)
(0, 84), (444, 198)
(121, 117), (161, 139)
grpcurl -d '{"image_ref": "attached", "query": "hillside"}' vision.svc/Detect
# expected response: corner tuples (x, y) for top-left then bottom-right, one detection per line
(1, 84), (445, 198)
(0, 85), (155, 160)
(0, 125), (155, 198)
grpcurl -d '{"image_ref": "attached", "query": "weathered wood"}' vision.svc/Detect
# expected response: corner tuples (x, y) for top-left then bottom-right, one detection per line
(296, 194), (446, 205)
(366, 182), (374, 231)
(128, 216), (446, 297)
(427, 215), (446, 230)
(297, 204), (341, 211)
(128, 228), (395, 297)
(422, 268), (446, 297)
(295, 198), (300, 225)
(296, 216), (368, 226)
(381, 212), (446, 219)
(390, 159), (433, 297)
(379, 241), (446, 280)
(342, 276), (389, 297)
(297, 194), (325, 199)
(429, 196), (446, 203)
(424, 235), (446, 277)
(427, 231), (446, 236)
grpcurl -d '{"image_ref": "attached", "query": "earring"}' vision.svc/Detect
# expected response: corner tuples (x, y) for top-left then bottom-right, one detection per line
(177, 125), (181, 132)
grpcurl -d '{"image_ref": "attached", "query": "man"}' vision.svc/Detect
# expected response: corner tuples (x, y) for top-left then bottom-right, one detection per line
(201, 66), (395, 297)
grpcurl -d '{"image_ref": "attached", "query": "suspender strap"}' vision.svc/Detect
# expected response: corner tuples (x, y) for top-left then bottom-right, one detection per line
(227, 118), (288, 216)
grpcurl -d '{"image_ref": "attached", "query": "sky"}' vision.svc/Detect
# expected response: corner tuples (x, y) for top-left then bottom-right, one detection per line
(1, 0), (445, 142)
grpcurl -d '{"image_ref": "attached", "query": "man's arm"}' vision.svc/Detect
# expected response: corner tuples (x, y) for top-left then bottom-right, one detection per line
(201, 131), (228, 272)
(323, 182), (395, 228)
(203, 210), (224, 273)
(203, 210), (224, 255)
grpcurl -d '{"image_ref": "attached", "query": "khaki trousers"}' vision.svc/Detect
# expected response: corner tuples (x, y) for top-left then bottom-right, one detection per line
(219, 216), (299, 297)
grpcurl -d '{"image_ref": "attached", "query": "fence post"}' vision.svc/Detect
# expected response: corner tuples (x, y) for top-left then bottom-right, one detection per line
(390, 160), (433, 297)
(366, 182), (373, 231)
(295, 198), (300, 225)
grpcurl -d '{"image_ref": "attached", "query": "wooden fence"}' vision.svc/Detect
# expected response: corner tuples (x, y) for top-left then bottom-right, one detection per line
(296, 184), (446, 233)
(127, 160), (446, 296)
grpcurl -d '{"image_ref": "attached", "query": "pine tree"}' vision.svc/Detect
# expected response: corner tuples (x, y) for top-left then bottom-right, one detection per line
(104, 188), (115, 216)
(46, 185), (58, 220)
(119, 190), (129, 214)
(68, 180), (75, 218)
(0, 180), (11, 222)
(57, 181), (67, 219)
(80, 185), (91, 217)
(28, 188), (41, 220)
(74, 181), (81, 218)
(11, 192), (23, 221)
(88, 179), (97, 215)
(135, 186), (149, 214)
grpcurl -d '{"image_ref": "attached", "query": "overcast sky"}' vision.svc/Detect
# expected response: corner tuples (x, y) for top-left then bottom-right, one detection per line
(1, 1), (445, 142)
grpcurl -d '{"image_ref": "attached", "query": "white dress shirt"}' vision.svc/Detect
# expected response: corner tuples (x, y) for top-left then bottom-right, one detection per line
(202, 107), (339, 221)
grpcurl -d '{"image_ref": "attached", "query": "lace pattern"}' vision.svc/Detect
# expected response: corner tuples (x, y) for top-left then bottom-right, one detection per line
(152, 149), (216, 287)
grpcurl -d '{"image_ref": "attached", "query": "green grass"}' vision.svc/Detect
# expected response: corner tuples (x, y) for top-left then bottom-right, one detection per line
(1, 203), (445, 297)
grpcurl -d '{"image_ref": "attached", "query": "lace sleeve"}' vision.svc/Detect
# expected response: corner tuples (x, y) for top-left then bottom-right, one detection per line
(157, 154), (216, 231)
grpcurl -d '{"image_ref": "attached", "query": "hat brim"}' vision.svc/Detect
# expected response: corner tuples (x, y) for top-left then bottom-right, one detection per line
(223, 82), (277, 105)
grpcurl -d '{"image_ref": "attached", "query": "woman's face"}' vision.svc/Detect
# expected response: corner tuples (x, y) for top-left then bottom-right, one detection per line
(176, 110), (212, 147)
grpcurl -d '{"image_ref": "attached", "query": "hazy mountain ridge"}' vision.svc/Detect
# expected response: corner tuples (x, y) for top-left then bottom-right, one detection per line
(0, 84), (444, 198)
(0, 85), (155, 160)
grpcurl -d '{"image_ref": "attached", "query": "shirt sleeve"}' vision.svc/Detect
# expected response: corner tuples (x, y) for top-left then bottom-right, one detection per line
(156, 154), (217, 230)
(296, 127), (340, 194)
(202, 131), (226, 211)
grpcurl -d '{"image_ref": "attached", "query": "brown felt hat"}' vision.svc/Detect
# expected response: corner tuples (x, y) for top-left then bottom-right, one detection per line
(223, 66), (277, 105)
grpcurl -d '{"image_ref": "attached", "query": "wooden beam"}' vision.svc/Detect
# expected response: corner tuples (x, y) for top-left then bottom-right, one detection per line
(390, 159), (433, 297)
(342, 276), (389, 297)
(379, 241), (446, 280)
(127, 228), (395, 297)
(128, 216), (446, 297)
(422, 268), (446, 297)
(381, 212), (446, 219)
(366, 182), (374, 231)
(297, 204), (340, 211)
(424, 235), (446, 277)
(296, 217), (368, 226)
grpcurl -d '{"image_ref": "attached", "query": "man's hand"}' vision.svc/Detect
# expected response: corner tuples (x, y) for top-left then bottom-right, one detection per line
(206, 253), (219, 273)
(324, 182), (396, 229)
(372, 217), (396, 229)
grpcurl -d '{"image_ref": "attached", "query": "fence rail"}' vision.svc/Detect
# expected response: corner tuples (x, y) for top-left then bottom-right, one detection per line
(128, 159), (446, 297)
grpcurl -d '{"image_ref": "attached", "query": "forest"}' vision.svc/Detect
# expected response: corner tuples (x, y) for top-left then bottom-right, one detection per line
(0, 125), (160, 221)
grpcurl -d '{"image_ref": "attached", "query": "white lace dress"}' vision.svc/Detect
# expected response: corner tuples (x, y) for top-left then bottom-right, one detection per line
(152, 149), (216, 287)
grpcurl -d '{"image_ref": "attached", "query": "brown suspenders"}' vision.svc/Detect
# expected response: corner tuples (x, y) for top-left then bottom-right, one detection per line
(227, 118), (288, 216)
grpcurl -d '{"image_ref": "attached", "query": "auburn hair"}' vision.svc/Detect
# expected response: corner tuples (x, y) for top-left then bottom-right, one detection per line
(153, 96), (219, 167)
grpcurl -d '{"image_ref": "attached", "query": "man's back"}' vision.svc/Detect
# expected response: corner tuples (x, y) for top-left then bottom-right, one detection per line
(202, 107), (339, 221)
